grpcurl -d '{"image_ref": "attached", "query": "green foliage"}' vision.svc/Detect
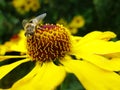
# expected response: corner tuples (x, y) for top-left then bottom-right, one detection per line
(57, 73), (85, 90)
(93, 0), (120, 34)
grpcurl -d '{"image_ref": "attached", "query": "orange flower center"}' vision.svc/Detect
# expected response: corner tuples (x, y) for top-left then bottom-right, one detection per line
(26, 24), (71, 62)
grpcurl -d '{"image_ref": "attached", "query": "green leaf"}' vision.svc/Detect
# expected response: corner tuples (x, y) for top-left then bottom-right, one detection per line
(57, 73), (85, 90)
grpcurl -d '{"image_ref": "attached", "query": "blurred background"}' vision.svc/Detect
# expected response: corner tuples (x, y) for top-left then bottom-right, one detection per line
(0, 0), (120, 44)
(0, 0), (120, 89)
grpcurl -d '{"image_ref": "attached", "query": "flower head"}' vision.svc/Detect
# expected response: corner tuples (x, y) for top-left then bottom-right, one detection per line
(26, 24), (71, 62)
(0, 14), (120, 90)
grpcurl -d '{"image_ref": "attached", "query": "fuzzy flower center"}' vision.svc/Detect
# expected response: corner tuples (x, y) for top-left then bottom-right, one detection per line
(26, 24), (71, 62)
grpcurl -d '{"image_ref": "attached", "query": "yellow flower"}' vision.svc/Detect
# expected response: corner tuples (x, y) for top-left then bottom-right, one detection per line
(29, 0), (40, 12)
(69, 15), (85, 28)
(57, 18), (67, 26)
(57, 18), (78, 34)
(68, 27), (78, 34)
(12, 0), (40, 14)
(67, 15), (85, 34)
(12, 0), (29, 14)
(57, 16), (85, 34)
(1, 15), (120, 90)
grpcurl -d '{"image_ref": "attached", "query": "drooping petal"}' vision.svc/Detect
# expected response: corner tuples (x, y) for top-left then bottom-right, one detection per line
(0, 58), (30, 79)
(62, 58), (120, 90)
(11, 62), (66, 90)
(78, 31), (116, 45)
(79, 54), (120, 71)
(11, 62), (41, 90)
(79, 40), (120, 54)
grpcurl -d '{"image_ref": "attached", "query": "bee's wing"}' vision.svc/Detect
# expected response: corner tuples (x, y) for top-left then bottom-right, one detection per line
(35, 13), (47, 21)
(32, 13), (47, 24)
(22, 13), (47, 29)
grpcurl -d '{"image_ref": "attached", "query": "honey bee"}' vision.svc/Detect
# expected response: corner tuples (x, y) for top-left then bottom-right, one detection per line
(22, 13), (46, 37)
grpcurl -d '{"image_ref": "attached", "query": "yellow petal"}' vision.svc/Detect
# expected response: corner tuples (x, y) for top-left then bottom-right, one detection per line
(11, 62), (41, 90)
(0, 45), (7, 55)
(62, 58), (120, 90)
(71, 36), (82, 42)
(0, 88), (10, 90)
(70, 36), (82, 54)
(0, 55), (27, 61)
(31, 62), (66, 90)
(80, 54), (120, 71)
(80, 40), (120, 54)
(4, 30), (26, 53)
(11, 62), (66, 90)
(0, 58), (30, 79)
(104, 52), (120, 58)
(79, 31), (116, 45)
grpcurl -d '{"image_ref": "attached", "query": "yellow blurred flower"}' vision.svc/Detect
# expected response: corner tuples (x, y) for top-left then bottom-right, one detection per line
(68, 15), (85, 34)
(0, 16), (120, 90)
(68, 27), (78, 34)
(28, 0), (40, 12)
(12, 0), (40, 14)
(57, 18), (67, 26)
(69, 15), (85, 28)
(57, 15), (85, 34)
